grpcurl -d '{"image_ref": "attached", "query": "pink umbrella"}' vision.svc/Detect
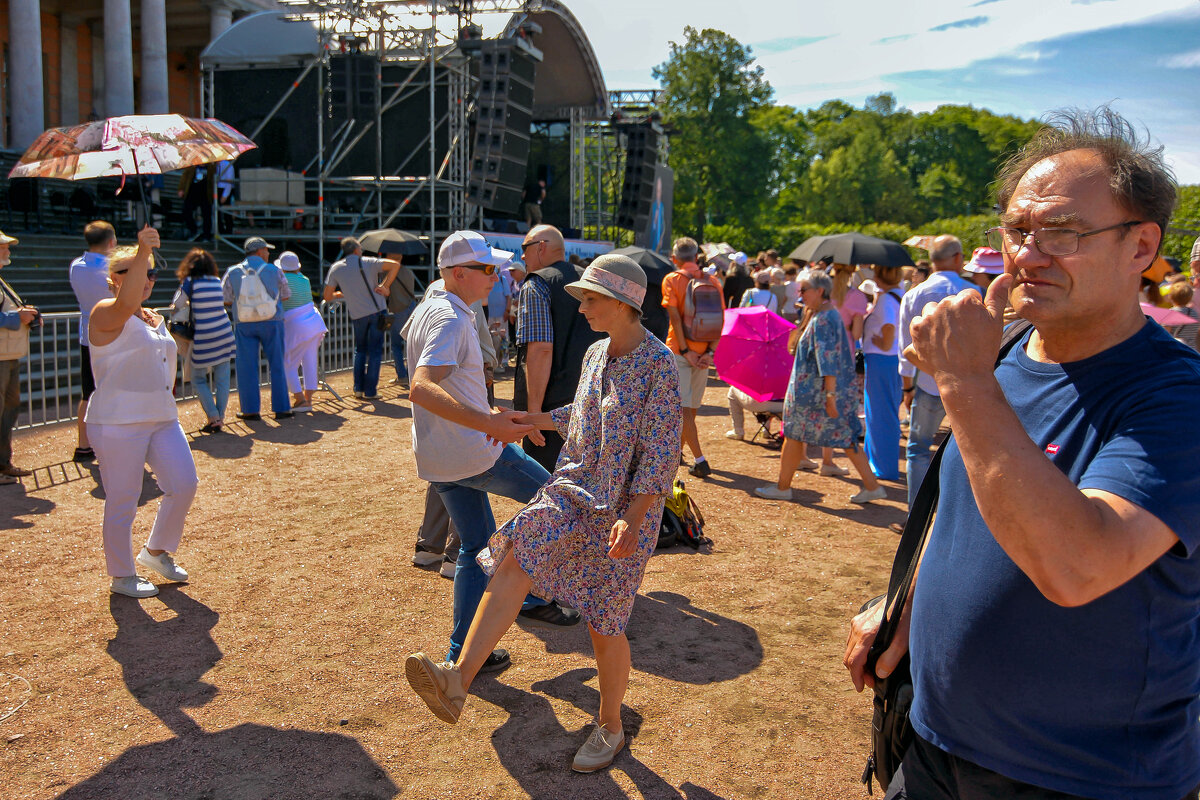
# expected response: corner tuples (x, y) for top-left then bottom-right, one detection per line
(714, 307), (796, 403)
(1141, 303), (1196, 326)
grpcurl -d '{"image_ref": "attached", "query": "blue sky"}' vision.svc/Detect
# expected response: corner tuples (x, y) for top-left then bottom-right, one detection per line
(539, 0), (1200, 183)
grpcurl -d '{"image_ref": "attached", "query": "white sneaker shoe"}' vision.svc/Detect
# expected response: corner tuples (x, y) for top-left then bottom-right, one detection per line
(754, 484), (793, 501)
(439, 559), (456, 579)
(820, 463), (850, 477)
(111, 576), (159, 598)
(572, 723), (625, 773)
(850, 486), (888, 504)
(136, 547), (189, 582)
(724, 430), (743, 440)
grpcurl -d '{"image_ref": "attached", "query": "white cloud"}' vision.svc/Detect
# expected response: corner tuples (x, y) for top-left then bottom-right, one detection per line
(1161, 49), (1200, 68)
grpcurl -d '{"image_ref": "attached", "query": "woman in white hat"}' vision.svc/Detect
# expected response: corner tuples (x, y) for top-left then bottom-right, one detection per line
(277, 251), (327, 412)
(405, 253), (682, 774)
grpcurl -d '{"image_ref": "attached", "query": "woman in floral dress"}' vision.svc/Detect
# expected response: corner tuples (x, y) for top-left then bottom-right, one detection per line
(405, 253), (681, 774)
(755, 268), (885, 504)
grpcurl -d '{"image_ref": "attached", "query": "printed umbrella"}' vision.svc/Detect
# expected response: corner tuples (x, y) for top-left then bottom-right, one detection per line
(357, 228), (427, 257)
(9, 114), (256, 182)
(1141, 302), (1196, 326)
(713, 306), (796, 403)
(789, 232), (914, 268)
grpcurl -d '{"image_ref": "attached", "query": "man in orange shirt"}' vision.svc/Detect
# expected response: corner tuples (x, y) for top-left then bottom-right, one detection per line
(662, 236), (723, 478)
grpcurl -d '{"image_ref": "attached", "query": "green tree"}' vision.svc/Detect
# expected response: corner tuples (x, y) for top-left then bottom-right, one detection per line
(653, 27), (774, 240)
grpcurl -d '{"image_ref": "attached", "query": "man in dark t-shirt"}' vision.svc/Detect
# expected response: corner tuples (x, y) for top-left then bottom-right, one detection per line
(846, 110), (1200, 799)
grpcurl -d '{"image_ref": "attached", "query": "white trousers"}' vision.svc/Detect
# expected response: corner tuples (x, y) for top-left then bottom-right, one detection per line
(286, 345), (319, 393)
(727, 387), (784, 437)
(90, 420), (199, 577)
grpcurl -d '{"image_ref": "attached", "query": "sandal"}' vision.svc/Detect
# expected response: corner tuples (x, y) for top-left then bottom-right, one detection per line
(199, 422), (220, 434)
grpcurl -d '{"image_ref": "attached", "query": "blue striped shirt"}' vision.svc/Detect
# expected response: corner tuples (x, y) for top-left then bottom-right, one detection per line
(183, 276), (235, 367)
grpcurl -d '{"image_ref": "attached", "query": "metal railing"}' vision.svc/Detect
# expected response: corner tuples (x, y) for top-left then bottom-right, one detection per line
(14, 301), (392, 431)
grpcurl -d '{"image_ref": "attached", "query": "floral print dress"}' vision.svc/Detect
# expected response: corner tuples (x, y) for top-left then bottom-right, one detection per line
(479, 329), (682, 636)
(782, 307), (863, 449)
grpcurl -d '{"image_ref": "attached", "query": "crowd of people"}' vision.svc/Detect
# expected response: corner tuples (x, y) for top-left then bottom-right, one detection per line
(1, 107), (1200, 794)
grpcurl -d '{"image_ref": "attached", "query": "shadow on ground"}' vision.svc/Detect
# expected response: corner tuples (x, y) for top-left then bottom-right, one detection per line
(474, 667), (731, 800)
(0, 482), (55, 529)
(527, 591), (762, 685)
(54, 586), (397, 799)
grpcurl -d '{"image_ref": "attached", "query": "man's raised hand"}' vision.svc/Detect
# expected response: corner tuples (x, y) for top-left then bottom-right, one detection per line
(903, 273), (1014, 386)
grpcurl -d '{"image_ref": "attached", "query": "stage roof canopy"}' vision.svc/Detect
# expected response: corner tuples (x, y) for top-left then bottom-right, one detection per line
(504, 1), (611, 120)
(200, 11), (322, 68)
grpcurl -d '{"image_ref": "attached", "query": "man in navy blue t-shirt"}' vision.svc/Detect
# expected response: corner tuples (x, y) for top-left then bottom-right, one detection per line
(846, 108), (1200, 800)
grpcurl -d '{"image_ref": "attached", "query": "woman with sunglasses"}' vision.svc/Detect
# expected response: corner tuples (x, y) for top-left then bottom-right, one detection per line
(86, 227), (198, 599)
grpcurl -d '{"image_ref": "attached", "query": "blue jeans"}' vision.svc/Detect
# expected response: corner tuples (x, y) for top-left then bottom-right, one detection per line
(864, 353), (901, 481)
(391, 302), (415, 380)
(351, 314), (385, 395)
(192, 360), (231, 421)
(234, 320), (289, 415)
(431, 444), (550, 663)
(905, 386), (947, 509)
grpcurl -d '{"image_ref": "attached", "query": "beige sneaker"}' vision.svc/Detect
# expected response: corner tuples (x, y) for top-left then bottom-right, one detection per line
(405, 653), (466, 724)
(571, 723), (625, 773)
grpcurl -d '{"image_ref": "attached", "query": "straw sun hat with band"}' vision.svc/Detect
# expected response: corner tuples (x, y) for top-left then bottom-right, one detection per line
(564, 253), (647, 312)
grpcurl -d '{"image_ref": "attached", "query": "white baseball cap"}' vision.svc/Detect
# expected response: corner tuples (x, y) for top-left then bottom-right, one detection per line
(438, 231), (515, 269)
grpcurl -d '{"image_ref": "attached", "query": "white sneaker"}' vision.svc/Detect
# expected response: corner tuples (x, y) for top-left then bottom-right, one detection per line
(110, 576), (159, 598)
(572, 723), (625, 773)
(850, 486), (888, 504)
(439, 559), (456, 579)
(724, 430), (743, 440)
(136, 547), (189, 582)
(412, 549), (443, 567)
(820, 463), (850, 477)
(754, 485), (793, 501)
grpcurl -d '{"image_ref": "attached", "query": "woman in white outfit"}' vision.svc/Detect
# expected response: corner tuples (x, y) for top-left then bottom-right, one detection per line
(87, 227), (198, 599)
(278, 251), (326, 412)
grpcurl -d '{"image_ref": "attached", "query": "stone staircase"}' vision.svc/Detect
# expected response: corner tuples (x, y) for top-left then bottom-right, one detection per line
(2, 233), (241, 312)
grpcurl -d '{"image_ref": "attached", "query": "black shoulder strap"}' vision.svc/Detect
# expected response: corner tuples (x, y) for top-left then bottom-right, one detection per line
(868, 319), (1033, 663)
(352, 255), (385, 313)
(0, 277), (22, 308)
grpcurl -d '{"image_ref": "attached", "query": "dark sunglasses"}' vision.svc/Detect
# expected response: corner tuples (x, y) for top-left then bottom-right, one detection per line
(115, 268), (158, 280)
(520, 239), (547, 251)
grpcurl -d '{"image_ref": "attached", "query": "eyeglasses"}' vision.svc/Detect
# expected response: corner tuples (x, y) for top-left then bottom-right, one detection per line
(985, 221), (1143, 257)
(520, 239), (547, 251)
(115, 268), (158, 280)
(458, 263), (498, 275)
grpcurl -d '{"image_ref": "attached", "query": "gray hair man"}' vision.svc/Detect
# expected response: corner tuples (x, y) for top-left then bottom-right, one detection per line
(896, 233), (977, 509)
(847, 108), (1200, 798)
(323, 236), (401, 400)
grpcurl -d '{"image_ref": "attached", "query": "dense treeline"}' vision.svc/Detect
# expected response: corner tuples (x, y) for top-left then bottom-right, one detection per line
(655, 27), (1198, 264)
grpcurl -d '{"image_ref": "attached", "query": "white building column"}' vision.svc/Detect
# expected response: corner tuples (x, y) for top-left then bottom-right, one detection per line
(103, 0), (136, 117)
(140, 0), (169, 114)
(60, 16), (82, 126)
(91, 21), (107, 119)
(8, 0), (45, 148)
(210, 3), (234, 42)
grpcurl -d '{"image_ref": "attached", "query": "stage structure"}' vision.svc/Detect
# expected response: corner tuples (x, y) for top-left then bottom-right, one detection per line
(199, 1), (667, 282)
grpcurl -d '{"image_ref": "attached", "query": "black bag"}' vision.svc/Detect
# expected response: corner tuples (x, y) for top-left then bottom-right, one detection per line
(168, 282), (195, 341)
(657, 506), (682, 549)
(861, 320), (1032, 794)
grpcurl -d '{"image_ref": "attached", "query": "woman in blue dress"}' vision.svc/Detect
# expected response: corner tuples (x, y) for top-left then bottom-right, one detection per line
(755, 268), (885, 504)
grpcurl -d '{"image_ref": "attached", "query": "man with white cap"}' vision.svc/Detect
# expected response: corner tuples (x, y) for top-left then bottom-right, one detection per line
(0, 231), (37, 486)
(222, 236), (292, 420)
(405, 230), (577, 672)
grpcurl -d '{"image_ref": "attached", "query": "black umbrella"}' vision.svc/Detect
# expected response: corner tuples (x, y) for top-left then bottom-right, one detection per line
(357, 228), (427, 257)
(789, 232), (914, 268)
(610, 246), (673, 342)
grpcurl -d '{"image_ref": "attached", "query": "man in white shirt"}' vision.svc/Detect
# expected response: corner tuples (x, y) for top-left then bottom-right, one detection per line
(406, 231), (577, 672)
(68, 220), (116, 462)
(897, 235), (979, 509)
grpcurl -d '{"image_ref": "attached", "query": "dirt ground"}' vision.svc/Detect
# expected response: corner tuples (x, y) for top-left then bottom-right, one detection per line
(0, 366), (908, 800)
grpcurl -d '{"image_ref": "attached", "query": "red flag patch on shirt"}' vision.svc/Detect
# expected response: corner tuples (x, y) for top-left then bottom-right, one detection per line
(1045, 443), (1060, 455)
